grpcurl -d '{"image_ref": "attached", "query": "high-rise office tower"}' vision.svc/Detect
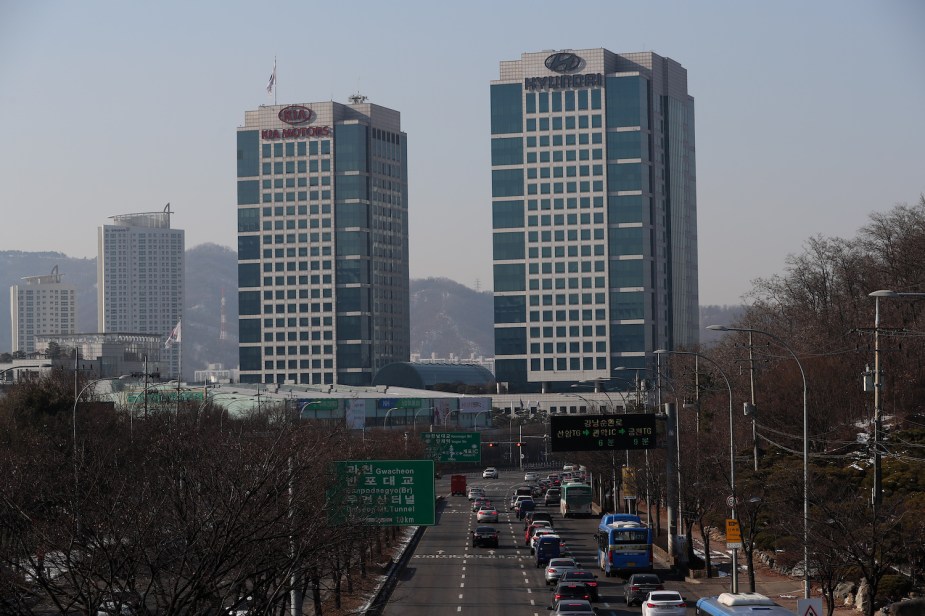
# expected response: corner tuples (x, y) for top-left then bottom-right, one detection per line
(491, 49), (699, 393)
(236, 98), (410, 386)
(10, 265), (76, 355)
(98, 206), (184, 378)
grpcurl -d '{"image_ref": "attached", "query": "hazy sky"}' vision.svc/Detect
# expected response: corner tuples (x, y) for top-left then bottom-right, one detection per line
(1, 1), (923, 306)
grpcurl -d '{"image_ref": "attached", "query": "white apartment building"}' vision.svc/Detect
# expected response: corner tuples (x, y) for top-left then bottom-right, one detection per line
(10, 265), (76, 355)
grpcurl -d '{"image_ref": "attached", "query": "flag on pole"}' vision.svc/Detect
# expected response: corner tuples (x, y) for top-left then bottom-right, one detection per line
(266, 58), (276, 94)
(165, 320), (182, 349)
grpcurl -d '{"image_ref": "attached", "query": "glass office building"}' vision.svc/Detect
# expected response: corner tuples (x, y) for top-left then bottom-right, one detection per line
(236, 99), (409, 386)
(98, 207), (184, 379)
(491, 49), (698, 394)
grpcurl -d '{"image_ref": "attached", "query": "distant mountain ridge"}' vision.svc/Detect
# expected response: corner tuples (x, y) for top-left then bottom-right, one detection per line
(0, 248), (739, 375)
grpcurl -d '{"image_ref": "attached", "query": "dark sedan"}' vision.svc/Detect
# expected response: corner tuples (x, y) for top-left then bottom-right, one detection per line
(471, 525), (500, 548)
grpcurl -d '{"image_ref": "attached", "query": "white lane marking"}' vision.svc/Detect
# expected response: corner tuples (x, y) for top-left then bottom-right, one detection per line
(461, 574), (465, 579)
(460, 582), (465, 588)
(458, 594), (463, 599)
(457, 607), (461, 612)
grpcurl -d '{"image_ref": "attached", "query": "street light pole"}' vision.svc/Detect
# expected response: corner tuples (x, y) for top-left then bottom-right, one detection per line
(867, 290), (925, 509)
(707, 324), (809, 598)
(655, 349), (737, 594)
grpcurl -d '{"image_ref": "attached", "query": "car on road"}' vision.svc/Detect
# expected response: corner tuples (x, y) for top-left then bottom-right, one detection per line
(476, 506), (499, 523)
(544, 557), (582, 586)
(528, 511), (553, 528)
(641, 591), (687, 616)
(482, 467), (498, 479)
(524, 471), (539, 481)
(624, 573), (664, 606)
(525, 520), (552, 544)
(550, 599), (597, 615)
(511, 494), (533, 511)
(550, 581), (592, 608)
(471, 525), (500, 548)
(560, 570), (599, 601)
(534, 534), (562, 567)
(468, 487), (485, 501)
(530, 528), (558, 553)
(545, 488), (561, 505)
(472, 497), (491, 512)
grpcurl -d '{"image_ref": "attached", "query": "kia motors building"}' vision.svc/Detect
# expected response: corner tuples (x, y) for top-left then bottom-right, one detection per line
(236, 98), (410, 386)
(491, 49), (699, 394)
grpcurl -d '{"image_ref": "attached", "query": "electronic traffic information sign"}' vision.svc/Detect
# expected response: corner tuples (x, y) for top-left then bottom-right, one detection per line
(549, 413), (657, 452)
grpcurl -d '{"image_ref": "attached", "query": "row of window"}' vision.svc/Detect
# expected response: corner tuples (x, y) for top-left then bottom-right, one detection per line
(526, 88), (602, 114)
(526, 115), (602, 132)
(527, 180), (605, 195)
(525, 142), (603, 161)
(528, 164), (603, 179)
(531, 357), (608, 371)
(262, 159), (331, 175)
(262, 140), (330, 158)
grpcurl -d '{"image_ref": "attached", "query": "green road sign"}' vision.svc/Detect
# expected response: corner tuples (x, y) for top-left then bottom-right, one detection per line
(550, 413), (657, 452)
(420, 431), (482, 462)
(333, 459), (435, 526)
(126, 390), (204, 404)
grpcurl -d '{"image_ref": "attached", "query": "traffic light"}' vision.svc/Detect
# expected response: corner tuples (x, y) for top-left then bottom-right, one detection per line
(516, 442), (523, 447)
(487, 442), (495, 447)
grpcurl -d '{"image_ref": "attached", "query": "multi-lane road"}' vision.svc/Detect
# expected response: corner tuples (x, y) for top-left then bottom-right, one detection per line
(382, 468), (688, 616)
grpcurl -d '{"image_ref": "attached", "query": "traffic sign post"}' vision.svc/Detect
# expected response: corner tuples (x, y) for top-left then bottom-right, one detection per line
(332, 459), (436, 526)
(420, 431), (481, 462)
(549, 414), (657, 452)
(725, 518), (742, 549)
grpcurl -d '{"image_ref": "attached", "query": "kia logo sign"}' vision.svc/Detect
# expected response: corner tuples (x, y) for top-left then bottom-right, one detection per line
(278, 105), (315, 126)
(545, 52), (583, 74)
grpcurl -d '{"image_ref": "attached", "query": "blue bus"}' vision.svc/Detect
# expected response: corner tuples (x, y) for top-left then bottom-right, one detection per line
(695, 593), (794, 616)
(595, 514), (653, 577)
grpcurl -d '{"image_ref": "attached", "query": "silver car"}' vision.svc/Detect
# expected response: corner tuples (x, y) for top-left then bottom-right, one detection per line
(544, 557), (582, 585)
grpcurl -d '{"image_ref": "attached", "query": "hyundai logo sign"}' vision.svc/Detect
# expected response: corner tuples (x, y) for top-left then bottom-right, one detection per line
(278, 105), (316, 126)
(545, 52), (584, 74)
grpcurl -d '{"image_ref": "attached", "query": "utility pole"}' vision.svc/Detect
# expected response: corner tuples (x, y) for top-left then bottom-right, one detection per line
(747, 332), (759, 471)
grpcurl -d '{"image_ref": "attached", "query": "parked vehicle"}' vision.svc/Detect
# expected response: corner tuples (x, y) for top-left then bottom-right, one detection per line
(451, 474), (467, 496)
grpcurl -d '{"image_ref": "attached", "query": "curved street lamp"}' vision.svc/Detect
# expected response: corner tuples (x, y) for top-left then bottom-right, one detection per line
(655, 348), (738, 594)
(473, 409), (491, 429)
(384, 407), (400, 429)
(707, 324), (810, 599)
(413, 406), (434, 428)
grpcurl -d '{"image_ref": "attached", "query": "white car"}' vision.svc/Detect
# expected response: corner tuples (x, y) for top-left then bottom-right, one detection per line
(467, 488), (485, 501)
(482, 467), (498, 479)
(524, 471), (538, 481)
(641, 591), (687, 616)
(476, 506), (499, 523)
(530, 529), (558, 553)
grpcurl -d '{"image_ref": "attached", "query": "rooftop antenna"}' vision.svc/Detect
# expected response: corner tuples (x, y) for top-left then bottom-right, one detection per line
(348, 92), (367, 104)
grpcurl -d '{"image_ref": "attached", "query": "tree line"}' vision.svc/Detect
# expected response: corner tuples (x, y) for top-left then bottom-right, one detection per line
(0, 369), (420, 615)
